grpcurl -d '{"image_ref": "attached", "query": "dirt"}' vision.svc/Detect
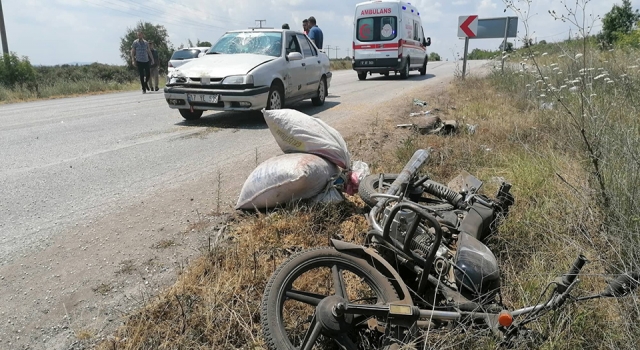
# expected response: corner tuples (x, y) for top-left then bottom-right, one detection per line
(0, 80), (455, 350)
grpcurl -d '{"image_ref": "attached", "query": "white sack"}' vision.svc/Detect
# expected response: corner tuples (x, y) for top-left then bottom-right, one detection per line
(262, 108), (352, 170)
(236, 153), (339, 210)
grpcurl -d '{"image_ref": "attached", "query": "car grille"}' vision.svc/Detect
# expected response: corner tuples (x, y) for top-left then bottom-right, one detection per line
(189, 77), (223, 83)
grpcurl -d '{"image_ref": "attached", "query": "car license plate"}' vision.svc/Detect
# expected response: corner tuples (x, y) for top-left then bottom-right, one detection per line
(188, 94), (219, 103)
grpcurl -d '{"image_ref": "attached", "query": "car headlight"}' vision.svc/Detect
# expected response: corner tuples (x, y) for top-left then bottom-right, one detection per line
(222, 75), (254, 84)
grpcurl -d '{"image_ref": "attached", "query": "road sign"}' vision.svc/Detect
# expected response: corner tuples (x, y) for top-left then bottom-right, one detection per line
(458, 15), (478, 38)
(457, 15), (519, 79)
(474, 16), (518, 39)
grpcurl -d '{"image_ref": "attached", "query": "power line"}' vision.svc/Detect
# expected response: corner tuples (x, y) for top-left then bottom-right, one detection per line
(126, 0), (243, 25)
(83, 0), (229, 32)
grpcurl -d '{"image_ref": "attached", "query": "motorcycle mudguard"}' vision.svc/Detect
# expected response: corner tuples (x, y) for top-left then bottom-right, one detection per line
(330, 238), (414, 306)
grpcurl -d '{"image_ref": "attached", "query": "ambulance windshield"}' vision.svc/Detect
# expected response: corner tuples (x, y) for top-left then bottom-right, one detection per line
(357, 16), (397, 42)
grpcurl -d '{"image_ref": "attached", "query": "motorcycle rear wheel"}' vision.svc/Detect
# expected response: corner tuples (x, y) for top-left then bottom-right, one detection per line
(260, 246), (404, 350)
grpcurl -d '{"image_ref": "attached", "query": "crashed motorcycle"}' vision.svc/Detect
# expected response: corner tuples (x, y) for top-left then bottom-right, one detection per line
(260, 149), (640, 350)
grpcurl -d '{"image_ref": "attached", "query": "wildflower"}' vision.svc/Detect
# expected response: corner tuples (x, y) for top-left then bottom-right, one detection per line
(558, 54), (566, 58)
(575, 53), (584, 59)
(590, 94), (597, 97)
(569, 86), (579, 92)
(526, 84), (531, 87)
(540, 94), (546, 97)
(553, 67), (559, 71)
(594, 74), (607, 80)
(628, 65), (639, 69)
(550, 63), (558, 67)
(542, 52), (548, 56)
(607, 80), (614, 84)
(558, 71), (563, 74)
(621, 74), (628, 78)
(560, 85), (567, 89)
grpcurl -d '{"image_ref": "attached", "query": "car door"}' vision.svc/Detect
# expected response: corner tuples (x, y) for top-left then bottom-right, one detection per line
(284, 33), (306, 99)
(296, 34), (321, 95)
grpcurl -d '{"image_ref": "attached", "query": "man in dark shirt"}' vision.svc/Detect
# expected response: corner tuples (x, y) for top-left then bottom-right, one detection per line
(149, 42), (160, 91)
(307, 16), (323, 49)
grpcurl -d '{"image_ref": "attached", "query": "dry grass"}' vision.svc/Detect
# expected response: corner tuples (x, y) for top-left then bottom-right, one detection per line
(330, 59), (352, 71)
(95, 199), (370, 349)
(95, 68), (639, 349)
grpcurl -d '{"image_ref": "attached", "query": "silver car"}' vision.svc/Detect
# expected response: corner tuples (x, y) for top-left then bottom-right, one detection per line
(167, 47), (210, 75)
(164, 28), (333, 120)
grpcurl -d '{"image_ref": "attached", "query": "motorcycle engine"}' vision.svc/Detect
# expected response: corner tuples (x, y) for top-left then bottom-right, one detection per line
(383, 207), (459, 289)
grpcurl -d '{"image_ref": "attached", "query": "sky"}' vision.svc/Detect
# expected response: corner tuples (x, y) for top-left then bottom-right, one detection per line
(5, 0), (640, 66)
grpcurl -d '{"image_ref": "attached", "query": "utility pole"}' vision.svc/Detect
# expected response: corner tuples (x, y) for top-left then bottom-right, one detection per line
(334, 46), (340, 60)
(325, 45), (332, 58)
(0, 0), (8, 55)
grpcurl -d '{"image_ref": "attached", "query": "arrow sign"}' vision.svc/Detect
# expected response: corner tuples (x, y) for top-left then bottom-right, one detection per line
(458, 15), (478, 38)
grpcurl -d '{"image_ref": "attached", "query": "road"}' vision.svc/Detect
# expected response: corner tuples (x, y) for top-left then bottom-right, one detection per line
(0, 60), (489, 349)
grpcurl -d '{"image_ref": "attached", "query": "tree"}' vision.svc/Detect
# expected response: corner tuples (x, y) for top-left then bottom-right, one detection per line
(538, 40), (547, 45)
(428, 52), (441, 61)
(197, 40), (213, 47)
(0, 52), (37, 89)
(499, 40), (514, 52)
(120, 21), (174, 73)
(599, 0), (640, 45)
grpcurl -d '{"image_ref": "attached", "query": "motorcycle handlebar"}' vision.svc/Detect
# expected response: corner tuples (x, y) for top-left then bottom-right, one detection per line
(561, 254), (588, 286)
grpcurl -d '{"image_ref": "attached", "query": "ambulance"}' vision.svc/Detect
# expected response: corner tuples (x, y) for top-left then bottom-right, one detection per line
(352, 0), (431, 80)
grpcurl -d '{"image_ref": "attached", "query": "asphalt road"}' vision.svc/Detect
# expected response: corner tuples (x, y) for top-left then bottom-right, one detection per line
(0, 60), (489, 349)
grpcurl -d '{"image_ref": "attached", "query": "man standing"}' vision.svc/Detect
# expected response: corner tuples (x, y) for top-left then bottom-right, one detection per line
(149, 42), (160, 91)
(302, 19), (309, 35)
(307, 16), (323, 50)
(130, 31), (154, 94)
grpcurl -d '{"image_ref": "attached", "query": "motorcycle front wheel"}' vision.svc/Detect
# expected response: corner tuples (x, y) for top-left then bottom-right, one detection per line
(260, 246), (403, 350)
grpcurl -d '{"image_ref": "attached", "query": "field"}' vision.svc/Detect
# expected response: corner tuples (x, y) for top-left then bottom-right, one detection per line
(83, 35), (640, 350)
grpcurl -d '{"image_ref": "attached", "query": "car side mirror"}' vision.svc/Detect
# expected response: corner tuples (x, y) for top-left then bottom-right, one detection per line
(424, 37), (431, 47)
(287, 52), (303, 61)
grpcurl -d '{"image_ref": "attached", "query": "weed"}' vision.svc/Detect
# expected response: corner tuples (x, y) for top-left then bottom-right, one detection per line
(152, 239), (178, 250)
(93, 283), (113, 296)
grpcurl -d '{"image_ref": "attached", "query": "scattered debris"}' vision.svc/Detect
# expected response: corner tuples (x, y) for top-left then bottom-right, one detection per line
(409, 110), (431, 117)
(396, 123), (414, 128)
(540, 102), (554, 110)
(397, 117), (459, 136)
(466, 124), (478, 134)
(413, 98), (428, 107)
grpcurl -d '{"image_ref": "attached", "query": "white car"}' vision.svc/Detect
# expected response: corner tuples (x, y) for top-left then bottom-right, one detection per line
(167, 47), (210, 75)
(164, 28), (333, 120)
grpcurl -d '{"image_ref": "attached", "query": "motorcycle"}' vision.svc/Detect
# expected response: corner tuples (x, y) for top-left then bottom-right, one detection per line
(259, 149), (639, 350)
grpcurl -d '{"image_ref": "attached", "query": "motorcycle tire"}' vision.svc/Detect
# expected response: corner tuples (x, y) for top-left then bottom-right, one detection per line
(260, 246), (404, 350)
(359, 173), (455, 211)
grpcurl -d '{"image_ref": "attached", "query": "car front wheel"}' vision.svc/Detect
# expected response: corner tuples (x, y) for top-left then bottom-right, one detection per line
(311, 77), (326, 106)
(179, 109), (203, 120)
(266, 84), (284, 110)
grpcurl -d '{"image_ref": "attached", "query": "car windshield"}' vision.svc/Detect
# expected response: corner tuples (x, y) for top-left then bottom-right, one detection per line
(171, 49), (201, 60)
(209, 32), (283, 57)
